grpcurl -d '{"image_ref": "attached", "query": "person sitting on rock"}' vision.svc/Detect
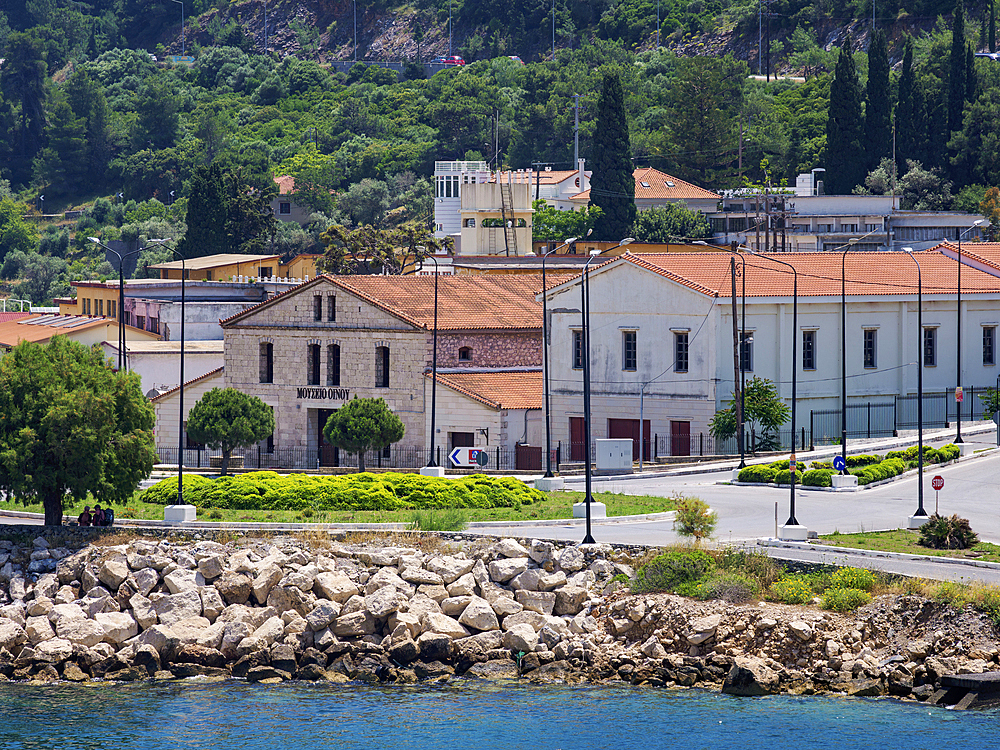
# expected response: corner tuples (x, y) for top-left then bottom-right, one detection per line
(92, 505), (105, 526)
(78, 506), (93, 526)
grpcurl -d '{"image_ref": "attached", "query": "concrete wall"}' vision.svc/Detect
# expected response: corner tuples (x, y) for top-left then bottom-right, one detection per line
(108, 347), (223, 394)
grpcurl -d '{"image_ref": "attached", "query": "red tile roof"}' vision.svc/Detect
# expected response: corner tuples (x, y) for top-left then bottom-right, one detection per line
(494, 169), (582, 186)
(0, 312), (30, 323)
(273, 175), (296, 195)
(609, 249), (1000, 298)
(221, 273), (545, 330)
(428, 369), (542, 410)
(570, 166), (718, 202)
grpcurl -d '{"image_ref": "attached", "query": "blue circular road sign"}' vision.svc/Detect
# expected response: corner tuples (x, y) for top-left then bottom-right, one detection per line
(832, 455), (846, 471)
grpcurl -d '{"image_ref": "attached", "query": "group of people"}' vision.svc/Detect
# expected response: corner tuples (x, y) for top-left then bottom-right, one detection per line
(77, 505), (113, 527)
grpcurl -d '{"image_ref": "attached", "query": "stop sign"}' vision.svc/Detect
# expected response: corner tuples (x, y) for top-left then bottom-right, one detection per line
(931, 475), (944, 490)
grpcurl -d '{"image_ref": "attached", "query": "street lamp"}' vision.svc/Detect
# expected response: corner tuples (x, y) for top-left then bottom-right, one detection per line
(171, 0), (185, 57)
(88, 237), (171, 371)
(955, 219), (984, 444)
(580, 237), (633, 545)
(903, 247), (928, 528)
(160, 246), (192, 519)
(748, 250), (802, 539)
(421, 254), (443, 476)
(540, 236), (579, 487)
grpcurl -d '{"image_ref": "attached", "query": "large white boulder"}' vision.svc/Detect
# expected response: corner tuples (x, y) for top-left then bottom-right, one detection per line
(458, 597), (500, 632)
(56, 617), (106, 647)
(96, 612), (139, 644)
(503, 623), (539, 652)
(0, 619), (27, 650)
(153, 589), (203, 626)
(488, 557), (530, 583)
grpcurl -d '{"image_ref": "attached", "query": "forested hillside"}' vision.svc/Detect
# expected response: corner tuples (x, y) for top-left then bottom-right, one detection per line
(1, 0), (1000, 305)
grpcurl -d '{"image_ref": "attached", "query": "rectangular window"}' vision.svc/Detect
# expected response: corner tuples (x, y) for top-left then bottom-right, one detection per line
(313, 295), (322, 322)
(985, 326), (996, 366)
(98, 299), (104, 316)
(923, 327), (937, 367)
(259, 342), (273, 383)
(327, 295), (336, 322)
(375, 346), (389, 387)
(572, 330), (584, 370)
(206, 270), (213, 281)
(308, 344), (321, 385)
(137, 315), (145, 331)
(279, 202), (291, 215)
(260, 267), (272, 278)
(740, 333), (753, 373)
(674, 332), (689, 373)
(802, 330), (816, 370)
(327, 344), (340, 386)
(864, 329), (877, 369)
(622, 331), (637, 371)
(149, 317), (159, 334)
(109, 300), (116, 319)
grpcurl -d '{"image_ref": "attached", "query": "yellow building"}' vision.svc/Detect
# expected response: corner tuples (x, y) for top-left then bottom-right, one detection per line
(149, 253), (319, 282)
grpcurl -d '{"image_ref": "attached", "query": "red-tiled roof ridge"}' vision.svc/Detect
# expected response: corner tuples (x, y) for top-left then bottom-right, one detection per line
(632, 166), (720, 199)
(149, 367), (224, 403)
(425, 369), (543, 411)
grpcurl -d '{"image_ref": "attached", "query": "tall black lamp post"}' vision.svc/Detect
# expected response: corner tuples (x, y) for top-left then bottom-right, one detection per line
(903, 247), (928, 526)
(839, 237), (860, 476)
(422, 254), (441, 472)
(955, 219), (984, 444)
(749, 250), (801, 538)
(541, 236), (579, 483)
(162, 246), (188, 512)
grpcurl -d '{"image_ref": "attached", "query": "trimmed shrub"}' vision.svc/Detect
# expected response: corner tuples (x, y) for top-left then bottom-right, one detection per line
(936, 444), (960, 462)
(801, 469), (835, 487)
(829, 566), (875, 592)
(845, 453), (881, 467)
(774, 468), (803, 485)
(693, 573), (760, 603)
(771, 576), (814, 604)
(632, 549), (716, 593)
(821, 587), (872, 612)
(139, 472), (546, 512)
(919, 513), (979, 550)
(810, 460), (834, 470)
(769, 459), (790, 470)
(738, 465), (776, 483)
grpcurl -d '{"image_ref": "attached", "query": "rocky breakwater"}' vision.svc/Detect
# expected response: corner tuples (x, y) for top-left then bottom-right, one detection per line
(0, 535), (629, 685)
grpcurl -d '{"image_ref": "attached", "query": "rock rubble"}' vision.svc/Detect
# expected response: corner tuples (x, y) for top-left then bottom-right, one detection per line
(0, 533), (997, 700)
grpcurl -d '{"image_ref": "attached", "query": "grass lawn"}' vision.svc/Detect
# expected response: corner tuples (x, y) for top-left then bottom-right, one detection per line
(0, 489), (676, 526)
(820, 529), (1000, 563)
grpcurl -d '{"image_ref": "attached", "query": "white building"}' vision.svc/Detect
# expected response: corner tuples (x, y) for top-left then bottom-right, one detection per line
(543, 244), (1000, 459)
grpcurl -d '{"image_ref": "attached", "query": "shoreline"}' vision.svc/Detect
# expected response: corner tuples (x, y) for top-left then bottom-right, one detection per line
(1, 530), (997, 705)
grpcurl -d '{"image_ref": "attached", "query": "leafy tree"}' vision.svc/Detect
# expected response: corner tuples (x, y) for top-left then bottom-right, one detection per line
(709, 376), (790, 453)
(34, 93), (88, 190)
(826, 39), (865, 194)
(0, 198), (38, 263)
(630, 203), (711, 241)
(949, 0), (967, 134)
(531, 200), (602, 242)
(319, 221), (451, 275)
(322, 396), (405, 472)
(178, 163), (227, 258)
(589, 71), (635, 241)
(0, 337), (156, 525)
(338, 178), (391, 227)
(186, 388), (275, 476)
(865, 29), (891, 174)
(222, 167), (276, 254)
(11, 253), (69, 303)
(899, 159), (953, 209)
(132, 75), (180, 150)
(1, 31), (47, 186)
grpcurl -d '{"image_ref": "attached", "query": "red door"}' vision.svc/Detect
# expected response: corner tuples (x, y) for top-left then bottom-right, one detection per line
(670, 421), (691, 457)
(569, 417), (586, 461)
(607, 419), (651, 461)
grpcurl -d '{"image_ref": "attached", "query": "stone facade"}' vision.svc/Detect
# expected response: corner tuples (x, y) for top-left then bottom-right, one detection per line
(434, 331), (540, 368)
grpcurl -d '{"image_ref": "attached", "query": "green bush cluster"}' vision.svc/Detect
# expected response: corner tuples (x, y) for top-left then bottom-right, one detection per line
(821, 587), (872, 612)
(737, 465), (776, 483)
(632, 549), (715, 593)
(771, 576), (815, 604)
(919, 513), (979, 550)
(886, 444), (959, 464)
(829, 566), (875, 592)
(773, 468), (803, 485)
(139, 472), (546, 512)
(810, 460), (834, 470)
(845, 454), (881, 467)
(855, 457), (906, 485)
(691, 573), (760, 604)
(801, 469), (835, 487)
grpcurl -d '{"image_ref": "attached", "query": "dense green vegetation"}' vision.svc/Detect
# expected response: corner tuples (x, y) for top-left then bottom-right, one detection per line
(3, 0), (1000, 304)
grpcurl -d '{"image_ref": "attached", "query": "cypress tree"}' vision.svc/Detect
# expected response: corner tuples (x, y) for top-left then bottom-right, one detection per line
(896, 40), (918, 177)
(826, 39), (866, 194)
(949, 0), (967, 133)
(588, 71), (636, 241)
(991, 0), (996, 53)
(178, 164), (227, 259)
(966, 43), (977, 101)
(865, 29), (892, 174)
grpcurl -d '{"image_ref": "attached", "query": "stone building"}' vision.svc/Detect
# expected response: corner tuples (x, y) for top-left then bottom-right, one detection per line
(219, 273), (544, 467)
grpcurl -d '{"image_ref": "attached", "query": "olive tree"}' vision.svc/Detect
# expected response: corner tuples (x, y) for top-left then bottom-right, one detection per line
(0, 337), (156, 525)
(186, 388), (274, 476)
(323, 396), (404, 472)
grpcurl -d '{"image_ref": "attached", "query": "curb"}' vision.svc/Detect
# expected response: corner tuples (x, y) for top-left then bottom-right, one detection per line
(757, 537), (1000, 572)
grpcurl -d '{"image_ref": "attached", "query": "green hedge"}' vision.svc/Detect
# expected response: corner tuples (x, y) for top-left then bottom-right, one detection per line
(737, 465), (776, 483)
(774, 468), (803, 485)
(845, 453), (881, 467)
(801, 468), (835, 487)
(139, 472), (547, 511)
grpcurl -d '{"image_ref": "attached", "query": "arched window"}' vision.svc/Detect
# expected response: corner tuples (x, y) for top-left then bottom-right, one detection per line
(458, 346), (472, 362)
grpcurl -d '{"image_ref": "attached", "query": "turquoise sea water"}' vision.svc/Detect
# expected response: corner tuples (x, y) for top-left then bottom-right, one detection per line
(1, 680), (996, 750)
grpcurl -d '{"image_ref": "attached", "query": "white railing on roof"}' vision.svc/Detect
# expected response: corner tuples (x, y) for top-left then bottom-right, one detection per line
(229, 275), (310, 284)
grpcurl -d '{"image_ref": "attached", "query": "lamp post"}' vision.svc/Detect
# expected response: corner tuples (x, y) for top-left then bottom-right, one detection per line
(903, 247), (928, 527)
(749, 250), (802, 539)
(539, 236), (579, 487)
(88, 237), (171, 372)
(580, 237), (633, 545)
(161, 246), (192, 519)
(171, 0), (185, 56)
(421, 254), (443, 476)
(839, 237), (859, 478)
(955, 219), (984, 444)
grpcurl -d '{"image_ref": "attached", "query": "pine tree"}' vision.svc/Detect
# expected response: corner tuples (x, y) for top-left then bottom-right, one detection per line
(588, 71), (636, 241)
(865, 29), (892, 174)
(826, 39), (866, 194)
(896, 41), (918, 177)
(949, 0), (967, 133)
(178, 164), (227, 259)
